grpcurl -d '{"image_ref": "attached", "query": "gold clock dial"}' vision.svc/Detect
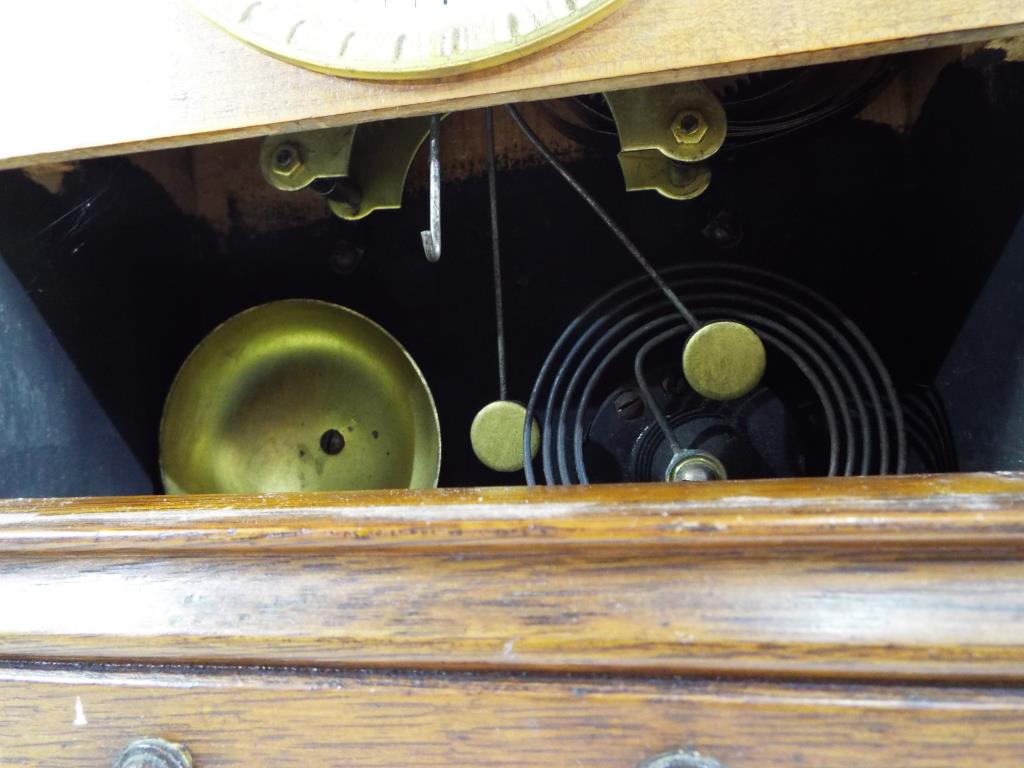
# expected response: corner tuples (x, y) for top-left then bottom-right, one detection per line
(193, 0), (625, 79)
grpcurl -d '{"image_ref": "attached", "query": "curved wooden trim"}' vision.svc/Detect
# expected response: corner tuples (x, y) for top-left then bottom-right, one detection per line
(0, 475), (1023, 680)
(0, 473), (1022, 553)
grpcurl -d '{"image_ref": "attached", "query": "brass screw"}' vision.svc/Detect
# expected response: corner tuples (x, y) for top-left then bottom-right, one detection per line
(671, 110), (708, 145)
(271, 143), (302, 177)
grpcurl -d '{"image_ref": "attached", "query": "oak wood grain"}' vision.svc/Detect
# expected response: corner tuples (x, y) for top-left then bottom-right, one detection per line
(1, 475), (1023, 680)
(3, 0), (1024, 170)
(0, 473), (1022, 553)
(2, 664), (1023, 767)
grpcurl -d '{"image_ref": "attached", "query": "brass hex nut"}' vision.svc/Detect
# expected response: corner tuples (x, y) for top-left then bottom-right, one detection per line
(671, 110), (708, 144)
(270, 142), (303, 177)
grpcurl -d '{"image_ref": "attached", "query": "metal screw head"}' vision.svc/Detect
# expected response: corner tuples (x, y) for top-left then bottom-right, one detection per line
(671, 110), (709, 144)
(660, 374), (687, 396)
(320, 428), (346, 455)
(328, 242), (364, 276)
(112, 739), (192, 768)
(667, 452), (727, 483)
(638, 749), (728, 768)
(613, 389), (645, 420)
(702, 210), (744, 249)
(664, 161), (712, 199)
(271, 143), (302, 176)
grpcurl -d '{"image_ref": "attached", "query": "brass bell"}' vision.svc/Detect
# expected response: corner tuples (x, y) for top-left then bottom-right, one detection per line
(160, 300), (440, 493)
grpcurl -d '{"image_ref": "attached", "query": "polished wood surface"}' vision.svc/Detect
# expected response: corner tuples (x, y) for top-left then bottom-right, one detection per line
(1, 474), (1023, 680)
(2, 665), (1023, 767)
(3, 0), (1024, 169)
(4, 472), (1024, 552)
(0, 472), (1023, 552)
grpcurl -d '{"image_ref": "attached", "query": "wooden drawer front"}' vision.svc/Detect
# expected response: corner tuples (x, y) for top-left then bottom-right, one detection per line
(2, 476), (1024, 765)
(1, 665), (1022, 767)
(1, 548), (1024, 679)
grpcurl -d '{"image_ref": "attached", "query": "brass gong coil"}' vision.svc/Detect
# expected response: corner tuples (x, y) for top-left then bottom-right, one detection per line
(160, 300), (440, 494)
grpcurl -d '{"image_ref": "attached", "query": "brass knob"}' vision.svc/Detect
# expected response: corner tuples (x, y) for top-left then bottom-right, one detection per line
(639, 749), (727, 768)
(112, 739), (192, 768)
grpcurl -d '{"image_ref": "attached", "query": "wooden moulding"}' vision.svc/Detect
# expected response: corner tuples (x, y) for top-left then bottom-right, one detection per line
(2, 665), (1024, 767)
(0, 473), (1022, 680)
(3, 0), (1024, 168)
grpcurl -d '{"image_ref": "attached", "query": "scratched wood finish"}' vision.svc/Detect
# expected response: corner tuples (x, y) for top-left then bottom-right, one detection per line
(1, 474), (1024, 679)
(2, 665), (1023, 767)
(3, 0), (1024, 169)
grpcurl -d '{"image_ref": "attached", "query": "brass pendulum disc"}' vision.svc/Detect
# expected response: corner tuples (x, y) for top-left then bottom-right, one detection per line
(682, 320), (767, 401)
(470, 400), (541, 473)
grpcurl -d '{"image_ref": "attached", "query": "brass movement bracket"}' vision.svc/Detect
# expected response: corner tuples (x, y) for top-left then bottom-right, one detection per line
(260, 115), (445, 221)
(604, 82), (726, 200)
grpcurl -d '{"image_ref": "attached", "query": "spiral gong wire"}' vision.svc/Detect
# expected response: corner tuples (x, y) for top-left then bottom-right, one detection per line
(505, 103), (907, 486)
(524, 263), (907, 485)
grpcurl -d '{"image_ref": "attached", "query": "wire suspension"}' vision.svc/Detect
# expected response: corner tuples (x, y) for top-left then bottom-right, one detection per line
(505, 104), (701, 331)
(485, 108), (509, 400)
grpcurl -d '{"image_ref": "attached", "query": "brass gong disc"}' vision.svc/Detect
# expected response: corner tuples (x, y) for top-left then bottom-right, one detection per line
(160, 300), (440, 494)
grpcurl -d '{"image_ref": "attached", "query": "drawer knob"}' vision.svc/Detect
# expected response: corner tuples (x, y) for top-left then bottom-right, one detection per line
(112, 739), (192, 768)
(639, 749), (727, 768)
